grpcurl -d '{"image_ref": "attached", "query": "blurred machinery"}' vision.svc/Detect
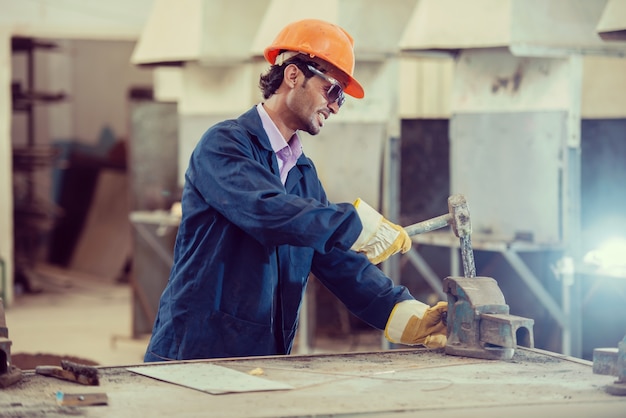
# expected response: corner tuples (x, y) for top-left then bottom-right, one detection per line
(11, 37), (65, 293)
(127, 100), (179, 338)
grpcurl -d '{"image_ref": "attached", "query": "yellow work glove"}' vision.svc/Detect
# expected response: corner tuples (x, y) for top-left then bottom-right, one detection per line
(384, 300), (448, 348)
(350, 198), (411, 264)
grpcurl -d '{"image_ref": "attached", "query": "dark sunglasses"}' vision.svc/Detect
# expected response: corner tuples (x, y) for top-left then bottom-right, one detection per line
(306, 65), (346, 108)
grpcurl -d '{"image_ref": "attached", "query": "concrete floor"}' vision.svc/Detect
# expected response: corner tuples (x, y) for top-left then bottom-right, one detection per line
(5, 266), (150, 368)
(4, 264), (384, 370)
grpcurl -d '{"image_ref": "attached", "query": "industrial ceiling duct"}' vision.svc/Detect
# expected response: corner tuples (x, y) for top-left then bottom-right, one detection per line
(131, 0), (271, 66)
(399, 0), (511, 57)
(596, 0), (626, 41)
(400, 0), (626, 57)
(250, 0), (419, 62)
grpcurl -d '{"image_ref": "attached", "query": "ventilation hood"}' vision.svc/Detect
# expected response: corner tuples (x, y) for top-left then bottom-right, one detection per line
(596, 0), (626, 41)
(133, 0), (420, 66)
(400, 0), (626, 57)
(131, 0), (271, 66)
(250, 0), (419, 61)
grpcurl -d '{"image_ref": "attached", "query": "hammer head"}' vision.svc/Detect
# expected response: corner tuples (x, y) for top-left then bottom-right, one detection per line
(447, 194), (471, 238)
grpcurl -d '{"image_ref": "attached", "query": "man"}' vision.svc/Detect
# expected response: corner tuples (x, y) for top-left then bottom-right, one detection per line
(144, 19), (447, 362)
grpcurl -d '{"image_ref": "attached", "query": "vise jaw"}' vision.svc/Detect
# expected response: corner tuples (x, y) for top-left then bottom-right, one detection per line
(444, 276), (535, 360)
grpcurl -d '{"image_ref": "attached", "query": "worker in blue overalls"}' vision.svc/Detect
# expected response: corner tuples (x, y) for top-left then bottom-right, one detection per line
(144, 18), (447, 361)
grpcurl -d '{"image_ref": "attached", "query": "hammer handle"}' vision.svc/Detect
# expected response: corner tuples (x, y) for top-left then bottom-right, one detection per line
(404, 213), (451, 237)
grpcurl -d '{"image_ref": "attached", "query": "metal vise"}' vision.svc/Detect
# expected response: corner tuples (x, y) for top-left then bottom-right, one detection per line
(0, 298), (22, 388)
(444, 276), (535, 360)
(404, 194), (535, 360)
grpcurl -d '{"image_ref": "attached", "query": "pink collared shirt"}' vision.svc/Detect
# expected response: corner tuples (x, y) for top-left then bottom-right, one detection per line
(257, 103), (303, 185)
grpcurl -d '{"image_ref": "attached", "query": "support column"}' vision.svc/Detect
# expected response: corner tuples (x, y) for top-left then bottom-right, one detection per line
(0, 31), (14, 306)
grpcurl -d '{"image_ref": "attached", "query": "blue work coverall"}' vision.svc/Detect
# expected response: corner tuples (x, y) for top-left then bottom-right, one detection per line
(144, 106), (413, 361)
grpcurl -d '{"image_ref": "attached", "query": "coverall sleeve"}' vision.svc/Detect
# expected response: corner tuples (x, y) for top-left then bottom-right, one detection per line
(184, 121), (361, 254)
(311, 249), (414, 330)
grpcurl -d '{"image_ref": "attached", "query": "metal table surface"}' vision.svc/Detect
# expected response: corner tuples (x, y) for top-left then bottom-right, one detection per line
(2, 347), (624, 417)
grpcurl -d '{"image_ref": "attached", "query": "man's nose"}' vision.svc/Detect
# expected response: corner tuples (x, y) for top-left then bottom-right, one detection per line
(328, 101), (340, 114)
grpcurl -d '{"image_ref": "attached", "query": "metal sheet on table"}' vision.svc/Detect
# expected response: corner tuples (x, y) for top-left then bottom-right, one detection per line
(127, 363), (294, 394)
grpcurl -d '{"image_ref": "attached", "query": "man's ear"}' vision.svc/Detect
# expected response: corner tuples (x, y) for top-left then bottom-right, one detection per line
(283, 63), (299, 88)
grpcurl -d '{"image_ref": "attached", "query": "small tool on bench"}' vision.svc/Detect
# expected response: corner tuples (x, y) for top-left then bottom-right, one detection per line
(404, 194), (535, 360)
(36, 360), (100, 386)
(56, 391), (108, 406)
(593, 334), (626, 396)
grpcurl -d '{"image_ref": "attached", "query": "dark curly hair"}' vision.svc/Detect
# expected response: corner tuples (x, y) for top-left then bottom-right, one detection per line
(259, 55), (317, 99)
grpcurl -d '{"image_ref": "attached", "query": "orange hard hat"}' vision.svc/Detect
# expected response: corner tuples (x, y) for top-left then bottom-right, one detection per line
(264, 19), (364, 99)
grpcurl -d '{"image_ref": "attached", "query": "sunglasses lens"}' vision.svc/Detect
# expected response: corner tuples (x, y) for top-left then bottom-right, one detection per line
(306, 65), (346, 108)
(327, 85), (345, 107)
(336, 94), (345, 107)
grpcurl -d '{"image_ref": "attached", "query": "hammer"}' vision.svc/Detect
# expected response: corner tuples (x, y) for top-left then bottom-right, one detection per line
(36, 360), (99, 385)
(403, 194), (476, 278)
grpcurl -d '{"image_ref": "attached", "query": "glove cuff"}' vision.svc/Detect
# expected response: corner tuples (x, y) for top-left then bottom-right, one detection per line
(384, 300), (429, 344)
(351, 198), (383, 251)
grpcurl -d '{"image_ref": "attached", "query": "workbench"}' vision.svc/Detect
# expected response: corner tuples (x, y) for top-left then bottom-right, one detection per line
(2, 347), (624, 417)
